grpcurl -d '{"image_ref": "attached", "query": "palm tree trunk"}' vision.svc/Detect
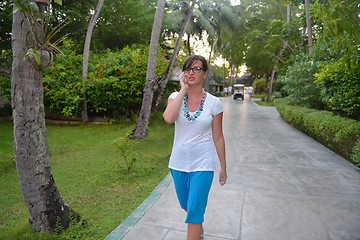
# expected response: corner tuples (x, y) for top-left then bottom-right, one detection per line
(81, 0), (104, 124)
(11, 1), (79, 233)
(305, 0), (313, 54)
(130, 0), (167, 139)
(187, 34), (192, 55)
(151, 0), (196, 114)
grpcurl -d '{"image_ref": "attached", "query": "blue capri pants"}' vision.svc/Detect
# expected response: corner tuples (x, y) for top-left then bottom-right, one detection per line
(170, 169), (214, 224)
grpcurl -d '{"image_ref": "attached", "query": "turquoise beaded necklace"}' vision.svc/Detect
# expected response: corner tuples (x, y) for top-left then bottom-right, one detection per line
(183, 92), (206, 121)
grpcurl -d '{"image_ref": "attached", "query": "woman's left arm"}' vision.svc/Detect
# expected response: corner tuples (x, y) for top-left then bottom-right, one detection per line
(212, 112), (227, 186)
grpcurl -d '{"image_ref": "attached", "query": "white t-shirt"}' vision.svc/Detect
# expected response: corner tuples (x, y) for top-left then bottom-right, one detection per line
(168, 92), (223, 172)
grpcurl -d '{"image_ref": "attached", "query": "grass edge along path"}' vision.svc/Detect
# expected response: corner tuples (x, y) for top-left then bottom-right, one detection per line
(105, 173), (173, 240)
(0, 117), (174, 240)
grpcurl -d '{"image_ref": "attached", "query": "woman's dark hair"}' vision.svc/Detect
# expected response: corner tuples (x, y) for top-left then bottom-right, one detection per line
(182, 55), (208, 72)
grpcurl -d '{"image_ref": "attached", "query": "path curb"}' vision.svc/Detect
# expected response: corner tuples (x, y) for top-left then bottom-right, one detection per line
(104, 173), (173, 240)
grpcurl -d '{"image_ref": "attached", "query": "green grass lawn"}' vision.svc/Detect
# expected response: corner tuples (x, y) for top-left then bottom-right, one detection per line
(0, 115), (174, 239)
(254, 99), (274, 107)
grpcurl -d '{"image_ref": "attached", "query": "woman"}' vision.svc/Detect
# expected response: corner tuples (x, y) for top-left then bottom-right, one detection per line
(163, 55), (227, 240)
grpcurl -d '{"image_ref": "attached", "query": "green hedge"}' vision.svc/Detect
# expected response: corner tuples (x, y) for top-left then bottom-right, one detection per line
(275, 98), (360, 166)
(1, 43), (170, 119)
(42, 41), (168, 118)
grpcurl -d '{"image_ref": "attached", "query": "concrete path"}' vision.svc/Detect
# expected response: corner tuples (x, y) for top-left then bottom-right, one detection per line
(106, 95), (360, 240)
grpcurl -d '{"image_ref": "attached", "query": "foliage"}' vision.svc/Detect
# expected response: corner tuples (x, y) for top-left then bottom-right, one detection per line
(254, 99), (274, 107)
(279, 0), (360, 116)
(93, 0), (156, 50)
(12, 0), (66, 63)
(43, 42), (168, 118)
(252, 77), (268, 94)
(231, 0), (305, 79)
(113, 131), (139, 174)
(278, 0), (359, 117)
(313, 0), (359, 48)
(275, 98), (360, 166)
(210, 64), (229, 82)
(85, 45), (168, 118)
(0, 1), (14, 49)
(47, 0), (97, 53)
(42, 40), (83, 116)
(158, 80), (179, 112)
(351, 139), (360, 166)
(0, 76), (11, 100)
(314, 52), (360, 119)
(0, 49), (12, 78)
(278, 53), (323, 109)
(0, 117), (174, 239)
(0, 0), (157, 54)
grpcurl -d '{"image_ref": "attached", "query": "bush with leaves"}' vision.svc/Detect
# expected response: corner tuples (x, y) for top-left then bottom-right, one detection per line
(278, 53), (323, 109)
(352, 140), (360, 166)
(85, 45), (168, 118)
(0, 49), (12, 111)
(43, 42), (168, 118)
(43, 40), (83, 116)
(314, 52), (360, 119)
(113, 131), (139, 174)
(252, 77), (268, 95)
(0, 76), (11, 101)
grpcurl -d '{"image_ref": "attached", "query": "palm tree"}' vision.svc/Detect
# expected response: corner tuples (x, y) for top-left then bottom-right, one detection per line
(268, 2), (291, 100)
(131, 0), (167, 139)
(81, 0), (104, 124)
(305, 0), (313, 54)
(151, 0), (197, 114)
(11, 0), (79, 233)
(163, 0), (238, 63)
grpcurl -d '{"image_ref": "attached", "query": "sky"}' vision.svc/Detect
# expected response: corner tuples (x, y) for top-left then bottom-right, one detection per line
(231, 0), (240, 6)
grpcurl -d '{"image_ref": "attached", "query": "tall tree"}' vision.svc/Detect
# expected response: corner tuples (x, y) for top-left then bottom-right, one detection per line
(268, 2), (291, 100)
(81, 0), (104, 124)
(305, 0), (313, 54)
(49, 0), (98, 53)
(130, 0), (167, 139)
(11, 0), (78, 233)
(151, 0), (196, 114)
(95, 0), (155, 50)
(233, 0), (300, 79)
(201, 0), (239, 63)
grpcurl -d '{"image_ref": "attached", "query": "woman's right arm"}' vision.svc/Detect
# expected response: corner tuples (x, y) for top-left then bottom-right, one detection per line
(163, 73), (188, 124)
(163, 88), (186, 124)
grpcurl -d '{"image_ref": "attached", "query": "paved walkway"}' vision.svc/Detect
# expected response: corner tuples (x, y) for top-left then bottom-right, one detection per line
(106, 95), (360, 240)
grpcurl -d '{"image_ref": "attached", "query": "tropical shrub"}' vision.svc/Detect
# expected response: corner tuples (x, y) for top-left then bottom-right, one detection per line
(43, 43), (83, 116)
(278, 53), (323, 109)
(0, 76), (11, 100)
(315, 53), (360, 119)
(352, 140), (360, 166)
(43, 42), (168, 118)
(278, 30), (359, 119)
(0, 49), (12, 109)
(252, 77), (267, 94)
(85, 46), (167, 118)
(0, 49), (12, 79)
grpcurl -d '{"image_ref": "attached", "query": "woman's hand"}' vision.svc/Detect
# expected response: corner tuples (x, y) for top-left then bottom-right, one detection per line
(179, 72), (188, 91)
(163, 72), (188, 124)
(219, 168), (227, 186)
